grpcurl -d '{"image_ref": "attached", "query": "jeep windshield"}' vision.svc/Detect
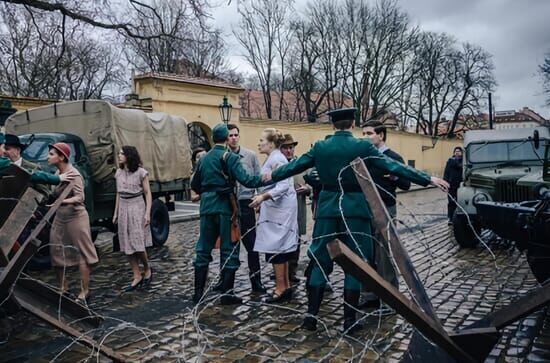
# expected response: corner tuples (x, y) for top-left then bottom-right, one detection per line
(468, 140), (546, 164)
(21, 137), (76, 164)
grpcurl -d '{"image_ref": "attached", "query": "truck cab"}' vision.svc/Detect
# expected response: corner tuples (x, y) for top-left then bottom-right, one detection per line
(453, 127), (549, 247)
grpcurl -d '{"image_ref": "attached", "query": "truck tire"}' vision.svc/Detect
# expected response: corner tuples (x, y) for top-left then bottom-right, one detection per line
(151, 199), (170, 246)
(452, 213), (481, 248)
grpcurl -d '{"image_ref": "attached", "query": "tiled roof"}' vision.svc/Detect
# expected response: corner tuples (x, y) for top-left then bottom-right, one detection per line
(134, 72), (243, 91)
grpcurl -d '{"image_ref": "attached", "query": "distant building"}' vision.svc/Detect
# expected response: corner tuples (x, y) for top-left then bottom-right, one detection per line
(494, 107), (547, 130)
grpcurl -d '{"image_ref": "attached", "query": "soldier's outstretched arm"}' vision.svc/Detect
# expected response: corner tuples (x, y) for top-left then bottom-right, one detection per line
(227, 153), (263, 188)
(270, 147), (316, 183)
(362, 141), (432, 187)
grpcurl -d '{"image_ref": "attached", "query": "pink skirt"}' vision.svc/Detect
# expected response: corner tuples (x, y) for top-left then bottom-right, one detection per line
(117, 196), (152, 255)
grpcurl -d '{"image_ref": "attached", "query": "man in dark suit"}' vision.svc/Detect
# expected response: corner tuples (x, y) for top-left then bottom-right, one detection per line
(444, 146), (464, 224)
(4, 134), (50, 197)
(361, 120), (410, 308)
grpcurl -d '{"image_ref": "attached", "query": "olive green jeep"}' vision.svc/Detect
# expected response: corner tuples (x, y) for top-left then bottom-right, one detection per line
(453, 126), (549, 248)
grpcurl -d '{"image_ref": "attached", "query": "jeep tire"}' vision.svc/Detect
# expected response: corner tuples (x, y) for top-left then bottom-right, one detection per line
(452, 213), (481, 248)
(151, 199), (170, 246)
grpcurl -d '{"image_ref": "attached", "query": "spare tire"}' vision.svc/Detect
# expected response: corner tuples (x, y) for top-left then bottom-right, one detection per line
(150, 199), (169, 246)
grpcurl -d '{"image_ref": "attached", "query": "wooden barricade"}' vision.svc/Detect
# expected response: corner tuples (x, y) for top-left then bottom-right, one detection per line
(325, 157), (525, 362)
(0, 164), (127, 362)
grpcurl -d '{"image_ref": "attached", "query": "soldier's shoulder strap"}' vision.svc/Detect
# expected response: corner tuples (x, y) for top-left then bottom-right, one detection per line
(220, 151), (233, 182)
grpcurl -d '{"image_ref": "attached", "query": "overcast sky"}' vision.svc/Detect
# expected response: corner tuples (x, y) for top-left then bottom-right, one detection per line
(212, 0), (550, 117)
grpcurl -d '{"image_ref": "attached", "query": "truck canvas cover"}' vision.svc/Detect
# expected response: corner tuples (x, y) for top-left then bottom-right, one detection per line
(5, 100), (192, 183)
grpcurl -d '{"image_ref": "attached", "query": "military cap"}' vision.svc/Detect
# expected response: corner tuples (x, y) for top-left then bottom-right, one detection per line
(326, 108), (357, 123)
(0, 133), (5, 144)
(212, 123), (229, 142)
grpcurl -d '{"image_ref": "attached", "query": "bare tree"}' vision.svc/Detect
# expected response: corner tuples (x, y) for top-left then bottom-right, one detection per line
(0, 4), (124, 99)
(234, 0), (293, 119)
(0, 0), (210, 39)
(446, 42), (496, 137)
(541, 53), (550, 105)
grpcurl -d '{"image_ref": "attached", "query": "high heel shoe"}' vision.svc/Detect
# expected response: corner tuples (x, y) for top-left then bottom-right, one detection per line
(263, 288), (293, 303)
(143, 268), (153, 287)
(123, 278), (143, 292)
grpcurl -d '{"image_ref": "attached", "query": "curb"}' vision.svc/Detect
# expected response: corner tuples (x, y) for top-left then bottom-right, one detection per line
(170, 214), (200, 224)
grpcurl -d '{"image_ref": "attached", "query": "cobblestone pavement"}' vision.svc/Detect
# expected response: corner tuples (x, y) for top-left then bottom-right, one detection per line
(1, 188), (549, 362)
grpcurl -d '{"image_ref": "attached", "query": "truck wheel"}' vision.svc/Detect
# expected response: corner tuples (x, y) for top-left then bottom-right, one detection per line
(527, 244), (550, 283)
(452, 213), (481, 248)
(151, 199), (170, 246)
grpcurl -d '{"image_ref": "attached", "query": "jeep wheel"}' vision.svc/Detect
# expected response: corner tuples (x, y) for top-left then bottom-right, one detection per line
(452, 213), (481, 248)
(526, 244), (550, 284)
(151, 199), (170, 246)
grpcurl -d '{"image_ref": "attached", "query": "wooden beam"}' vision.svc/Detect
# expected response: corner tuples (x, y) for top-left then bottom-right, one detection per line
(14, 289), (129, 363)
(466, 281), (550, 331)
(0, 188), (41, 257)
(350, 157), (438, 319)
(327, 239), (476, 362)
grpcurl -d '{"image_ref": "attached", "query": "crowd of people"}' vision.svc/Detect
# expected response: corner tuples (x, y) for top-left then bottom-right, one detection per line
(190, 107), (449, 333)
(0, 134), (153, 304)
(1, 106), (451, 334)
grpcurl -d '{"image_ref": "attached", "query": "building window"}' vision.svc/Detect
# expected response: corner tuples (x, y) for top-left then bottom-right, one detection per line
(408, 160), (415, 168)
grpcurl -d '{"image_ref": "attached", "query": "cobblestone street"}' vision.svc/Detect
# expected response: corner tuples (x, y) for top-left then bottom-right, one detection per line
(1, 188), (549, 362)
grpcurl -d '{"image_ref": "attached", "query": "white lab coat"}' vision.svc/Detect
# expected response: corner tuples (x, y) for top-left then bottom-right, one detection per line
(254, 149), (299, 255)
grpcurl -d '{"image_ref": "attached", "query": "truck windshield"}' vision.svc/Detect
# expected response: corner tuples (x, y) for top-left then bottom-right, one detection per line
(22, 139), (76, 164)
(468, 140), (546, 164)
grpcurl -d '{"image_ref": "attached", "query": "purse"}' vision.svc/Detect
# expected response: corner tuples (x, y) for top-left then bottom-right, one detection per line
(112, 233), (120, 252)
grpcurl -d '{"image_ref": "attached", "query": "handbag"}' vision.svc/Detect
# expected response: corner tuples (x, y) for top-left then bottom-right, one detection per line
(112, 233), (120, 252)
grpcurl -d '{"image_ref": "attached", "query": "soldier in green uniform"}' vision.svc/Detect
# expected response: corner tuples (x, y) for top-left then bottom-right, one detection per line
(262, 108), (449, 333)
(191, 124), (264, 306)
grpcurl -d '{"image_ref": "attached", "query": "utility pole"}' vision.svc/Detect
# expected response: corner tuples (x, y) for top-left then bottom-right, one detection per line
(488, 92), (493, 129)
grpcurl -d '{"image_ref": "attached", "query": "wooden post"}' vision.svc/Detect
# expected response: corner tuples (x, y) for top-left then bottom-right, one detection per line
(328, 239), (476, 362)
(350, 157), (438, 319)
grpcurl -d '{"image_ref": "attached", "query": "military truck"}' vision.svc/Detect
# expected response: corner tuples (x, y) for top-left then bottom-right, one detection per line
(5, 100), (193, 250)
(473, 129), (550, 282)
(452, 126), (549, 248)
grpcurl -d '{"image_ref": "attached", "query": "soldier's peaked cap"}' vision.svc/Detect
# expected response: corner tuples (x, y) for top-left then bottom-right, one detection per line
(326, 108), (357, 123)
(212, 123), (229, 141)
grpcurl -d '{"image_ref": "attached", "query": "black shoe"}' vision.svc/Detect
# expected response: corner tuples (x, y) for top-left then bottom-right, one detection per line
(143, 268), (153, 287)
(213, 276), (223, 292)
(343, 289), (363, 335)
(192, 267), (209, 305)
(220, 270), (242, 305)
(300, 286), (324, 331)
(263, 288), (292, 303)
(250, 274), (267, 294)
(123, 278), (143, 292)
(358, 297), (380, 310)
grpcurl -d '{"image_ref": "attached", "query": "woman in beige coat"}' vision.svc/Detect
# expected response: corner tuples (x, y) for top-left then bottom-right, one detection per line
(48, 143), (98, 304)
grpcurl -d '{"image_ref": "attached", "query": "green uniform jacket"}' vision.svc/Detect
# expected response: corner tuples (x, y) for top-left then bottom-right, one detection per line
(271, 130), (431, 219)
(191, 145), (263, 216)
(0, 157), (61, 185)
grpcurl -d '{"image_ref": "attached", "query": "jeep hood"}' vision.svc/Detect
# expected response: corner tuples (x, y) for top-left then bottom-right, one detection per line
(470, 166), (541, 180)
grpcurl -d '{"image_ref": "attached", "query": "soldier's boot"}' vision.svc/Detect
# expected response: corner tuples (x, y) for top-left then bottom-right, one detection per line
(301, 286), (324, 331)
(343, 289), (363, 334)
(192, 267), (209, 305)
(250, 272), (266, 294)
(212, 275), (223, 292)
(220, 270), (242, 305)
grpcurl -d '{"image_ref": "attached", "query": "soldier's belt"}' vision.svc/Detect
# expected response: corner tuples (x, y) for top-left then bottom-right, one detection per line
(321, 184), (362, 193)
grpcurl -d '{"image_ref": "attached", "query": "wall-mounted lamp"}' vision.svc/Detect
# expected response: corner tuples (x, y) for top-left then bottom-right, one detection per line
(219, 95), (232, 124)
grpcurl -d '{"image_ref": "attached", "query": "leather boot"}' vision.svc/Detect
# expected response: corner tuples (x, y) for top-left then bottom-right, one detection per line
(343, 289), (363, 334)
(220, 270), (242, 305)
(192, 267), (208, 305)
(250, 273), (266, 294)
(213, 275), (223, 292)
(301, 285), (324, 331)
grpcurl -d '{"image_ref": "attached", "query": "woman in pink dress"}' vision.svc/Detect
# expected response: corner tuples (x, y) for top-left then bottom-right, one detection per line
(113, 146), (153, 291)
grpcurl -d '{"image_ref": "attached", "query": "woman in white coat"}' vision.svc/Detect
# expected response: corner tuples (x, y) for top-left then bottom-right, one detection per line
(250, 128), (299, 303)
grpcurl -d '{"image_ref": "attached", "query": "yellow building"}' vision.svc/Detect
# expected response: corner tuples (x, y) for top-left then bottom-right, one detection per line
(130, 74), (461, 176)
(2, 74), (462, 176)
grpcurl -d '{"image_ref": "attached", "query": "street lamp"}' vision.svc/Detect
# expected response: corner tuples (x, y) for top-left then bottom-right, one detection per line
(219, 95), (232, 124)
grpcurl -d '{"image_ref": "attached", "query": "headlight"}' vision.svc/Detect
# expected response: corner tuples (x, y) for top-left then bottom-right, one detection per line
(473, 192), (492, 206)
